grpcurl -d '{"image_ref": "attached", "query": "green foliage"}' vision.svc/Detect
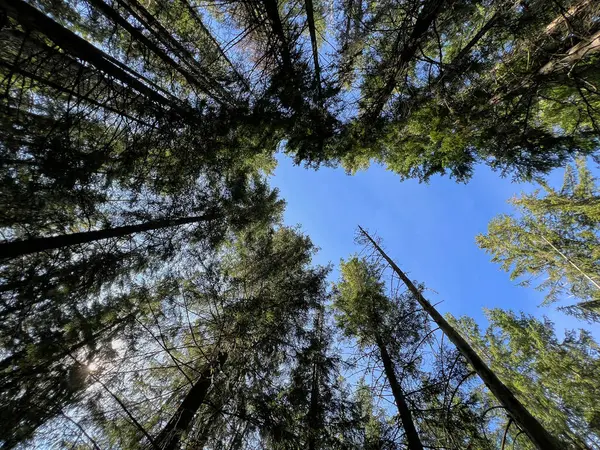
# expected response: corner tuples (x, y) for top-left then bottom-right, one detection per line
(1, 0), (599, 448)
(334, 257), (390, 345)
(478, 160), (600, 317)
(451, 309), (600, 448)
(334, 256), (494, 449)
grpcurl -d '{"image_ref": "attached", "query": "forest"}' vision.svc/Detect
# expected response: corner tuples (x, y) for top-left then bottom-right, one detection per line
(0, 0), (599, 448)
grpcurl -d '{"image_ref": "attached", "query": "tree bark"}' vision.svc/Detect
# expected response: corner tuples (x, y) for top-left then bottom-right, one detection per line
(375, 334), (424, 450)
(87, 0), (213, 98)
(152, 352), (227, 450)
(115, 0), (235, 106)
(0, 214), (215, 259)
(358, 226), (561, 450)
(539, 30), (600, 75)
(261, 0), (293, 73)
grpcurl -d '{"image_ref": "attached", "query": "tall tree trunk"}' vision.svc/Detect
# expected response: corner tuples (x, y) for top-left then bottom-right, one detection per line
(358, 226), (561, 450)
(177, 0), (252, 92)
(0, 214), (215, 259)
(152, 352), (227, 450)
(375, 334), (424, 450)
(115, 0), (235, 106)
(304, 0), (322, 102)
(262, 0), (293, 73)
(307, 307), (324, 450)
(86, 0), (212, 97)
(0, 0), (187, 115)
(307, 356), (320, 450)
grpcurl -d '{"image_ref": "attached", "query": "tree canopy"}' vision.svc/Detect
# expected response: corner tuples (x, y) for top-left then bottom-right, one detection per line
(1, 0), (599, 448)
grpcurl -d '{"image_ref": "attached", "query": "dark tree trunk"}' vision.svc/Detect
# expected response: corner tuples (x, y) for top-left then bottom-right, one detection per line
(375, 334), (424, 450)
(87, 0), (210, 97)
(366, 0), (446, 120)
(307, 360), (319, 450)
(307, 308), (324, 450)
(304, 0), (322, 101)
(358, 226), (561, 450)
(153, 353), (227, 450)
(177, 0), (251, 92)
(114, 0), (235, 105)
(262, 0), (293, 72)
(0, 0), (187, 114)
(0, 214), (215, 259)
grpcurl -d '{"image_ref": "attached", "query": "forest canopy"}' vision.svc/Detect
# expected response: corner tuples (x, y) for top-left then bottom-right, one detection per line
(0, 0), (599, 448)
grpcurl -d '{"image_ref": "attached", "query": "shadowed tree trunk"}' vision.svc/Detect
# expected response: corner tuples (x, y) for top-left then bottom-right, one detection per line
(307, 307), (324, 450)
(152, 352), (227, 450)
(358, 226), (561, 450)
(375, 333), (424, 450)
(0, 214), (215, 259)
(365, 0), (447, 120)
(0, 0), (187, 114)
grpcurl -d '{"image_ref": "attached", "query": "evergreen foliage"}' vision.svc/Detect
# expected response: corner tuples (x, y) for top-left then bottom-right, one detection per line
(478, 159), (600, 320)
(0, 0), (598, 448)
(451, 309), (600, 448)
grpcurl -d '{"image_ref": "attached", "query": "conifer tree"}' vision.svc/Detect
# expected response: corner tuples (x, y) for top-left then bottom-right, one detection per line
(19, 224), (329, 449)
(478, 159), (600, 321)
(334, 256), (425, 450)
(451, 309), (600, 449)
(358, 226), (562, 450)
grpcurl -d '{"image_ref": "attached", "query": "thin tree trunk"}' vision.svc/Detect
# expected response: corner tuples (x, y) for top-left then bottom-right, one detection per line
(177, 0), (252, 92)
(307, 307), (324, 450)
(307, 350), (320, 450)
(87, 0), (215, 99)
(304, 0), (322, 101)
(358, 226), (561, 450)
(538, 234), (600, 290)
(153, 352), (227, 450)
(262, 0), (293, 73)
(115, 0), (235, 106)
(375, 334), (424, 450)
(0, 214), (215, 259)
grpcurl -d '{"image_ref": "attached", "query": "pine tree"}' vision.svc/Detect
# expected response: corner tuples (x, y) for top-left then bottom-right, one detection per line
(262, 304), (362, 449)
(1, 0), (600, 447)
(328, 0), (600, 181)
(27, 225), (330, 449)
(0, 178), (283, 448)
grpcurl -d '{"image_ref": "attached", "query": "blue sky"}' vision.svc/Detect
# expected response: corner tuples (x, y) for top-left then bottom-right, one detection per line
(272, 153), (592, 334)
